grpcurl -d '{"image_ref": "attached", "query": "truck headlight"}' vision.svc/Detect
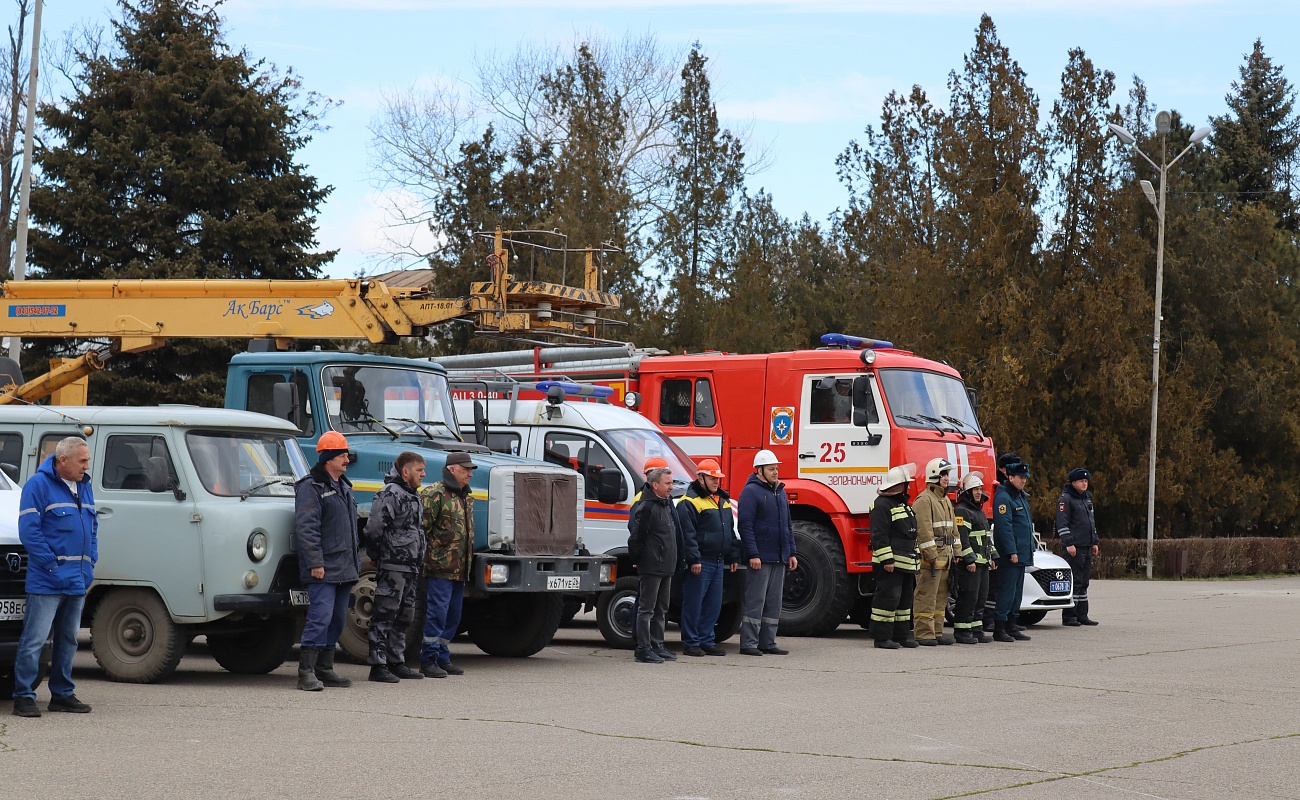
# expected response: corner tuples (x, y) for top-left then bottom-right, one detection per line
(247, 531), (268, 562)
(599, 563), (615, 584)
(486, 564), (510, 585)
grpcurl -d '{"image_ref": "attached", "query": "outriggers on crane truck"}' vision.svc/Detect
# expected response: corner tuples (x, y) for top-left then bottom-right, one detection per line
(438, 334), (1077, 634)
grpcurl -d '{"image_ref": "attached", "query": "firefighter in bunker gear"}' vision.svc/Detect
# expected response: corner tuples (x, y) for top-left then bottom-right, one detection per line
(869, 464), (919, 650)
(912, 458), (958, 645)
(1057, 467), (1099, 626)
(954, 471), (998, 644)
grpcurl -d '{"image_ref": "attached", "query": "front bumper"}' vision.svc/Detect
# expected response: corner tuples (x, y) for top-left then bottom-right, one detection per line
(213, 592), (298, 613)
(1022, 552), (1075, 610)
(468, 553), (616, 595)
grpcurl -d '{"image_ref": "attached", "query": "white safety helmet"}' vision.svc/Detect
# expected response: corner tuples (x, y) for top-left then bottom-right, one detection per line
(960, 471), (985, 492)
(879, 463), (916, 492)
(925, 457), (955, 483)
(753, 449), (781, 468)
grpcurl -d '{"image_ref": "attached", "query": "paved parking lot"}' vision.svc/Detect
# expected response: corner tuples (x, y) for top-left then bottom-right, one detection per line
(2, 576), (1299, 800)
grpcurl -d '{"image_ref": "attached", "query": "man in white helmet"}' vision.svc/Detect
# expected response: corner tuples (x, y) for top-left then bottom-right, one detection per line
(868, 464), (920, 649)
(953, 471), (997, 644)
(912, 457), (958, 645)
(736, 449), (797, 656)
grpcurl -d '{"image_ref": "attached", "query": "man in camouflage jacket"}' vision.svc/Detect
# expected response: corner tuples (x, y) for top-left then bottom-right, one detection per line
(364, 452), (427, 683)
(418, 451), (476, 677)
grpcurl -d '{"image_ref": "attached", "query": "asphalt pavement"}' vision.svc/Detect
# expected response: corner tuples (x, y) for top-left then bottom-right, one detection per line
(2, 577), (1299, 800)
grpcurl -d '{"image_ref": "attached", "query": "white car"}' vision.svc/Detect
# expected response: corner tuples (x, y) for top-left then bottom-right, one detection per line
(1, 465), (36, 697)
(1016, 532), (1075, 625)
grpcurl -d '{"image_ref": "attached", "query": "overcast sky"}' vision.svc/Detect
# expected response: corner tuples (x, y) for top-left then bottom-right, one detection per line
(45, 1), (1300, 277)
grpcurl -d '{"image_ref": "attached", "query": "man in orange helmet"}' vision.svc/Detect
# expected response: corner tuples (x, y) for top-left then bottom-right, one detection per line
(676, 459), (740, 656)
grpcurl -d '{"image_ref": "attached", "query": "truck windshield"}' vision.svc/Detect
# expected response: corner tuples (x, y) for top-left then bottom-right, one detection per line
(321, 365), (459, 439)
(877, 368), (982, 436)
(600, 429), (697, 488)
(186, 431), (309, 497)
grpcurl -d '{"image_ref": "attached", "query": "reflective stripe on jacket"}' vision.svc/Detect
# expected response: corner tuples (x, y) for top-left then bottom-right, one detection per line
(19, 455), (97, 595)
(913, 483), (958, 567)
(1055, 486), (1098, 548)
(870, 492), (919, 573)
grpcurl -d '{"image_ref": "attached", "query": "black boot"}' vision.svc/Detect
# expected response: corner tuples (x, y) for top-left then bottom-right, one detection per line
(993, 620), (1015, 643)
(1008, 615), (1031, 641)
(1077, 601), (1099, 626)
(314, 648), (352, 687)
(974, 628), (992, 643)
(389, 662), (425, 679)
(874, 638), (901, 649)
(368, 664), (400, 683)
(297, 648), (324, 691)
(1063, 606), (1081, 626)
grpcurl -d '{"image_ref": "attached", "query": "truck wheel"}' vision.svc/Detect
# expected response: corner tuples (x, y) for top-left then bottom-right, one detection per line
(207, 619), (296, 675)
(337, 569), (377, 664)
(779, 520), (853, 637)
(595, 576), (638, 649)
(1017, 610), (1047, 626)
(91, 589), (184, 683)
(466, 594), (564, 657)
(714, 601), (742, 643)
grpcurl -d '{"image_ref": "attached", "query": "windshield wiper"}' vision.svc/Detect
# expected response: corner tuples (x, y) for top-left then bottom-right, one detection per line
(941, 415), (980, 440)
(420, 419), (464, 443)
(898, 414), (946, 438)
(919, 414), (963, 438)
(240, 476), (293, 501)
(390, 417), (436, 439)
(356, 412), (401, 441)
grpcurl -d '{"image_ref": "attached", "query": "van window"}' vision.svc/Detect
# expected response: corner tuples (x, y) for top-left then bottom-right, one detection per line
(542, 431), (619, 500)
(0, 432), (21, 472)
(39, 433), (83, 463)
(694, 379), (716, 427)
(247, 372), (314, 435)
(102, 435), (178, 491)
(810, 378), (854, 425)
(486, 432), (520, 456)
(660, 380), (692, 427)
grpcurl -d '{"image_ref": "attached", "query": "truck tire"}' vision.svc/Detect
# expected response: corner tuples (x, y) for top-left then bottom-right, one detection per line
(466, 594), (563, 657)
(207, 619), (296, 675)
(714, 601), (742, 643)
(91, 589), (184, 683)
(779, 520), (853, 637)
(595, 576), (638, 649)
(337, 569), (377, 664)
(1017, 610), (1047, 626)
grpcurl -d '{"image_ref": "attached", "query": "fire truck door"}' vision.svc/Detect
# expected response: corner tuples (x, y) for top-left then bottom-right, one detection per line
(797, 375), (889, 515)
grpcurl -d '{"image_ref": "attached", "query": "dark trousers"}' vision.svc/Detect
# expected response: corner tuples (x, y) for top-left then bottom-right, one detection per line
(1062, 549), (1093, 621)
(302, 582), (353, 649)
(679, 559), (725, 648)
(367, 568), (418, 665)
(995, 560), (1026, 621)
(740, 563), (785, 650)
(954, 564), (989, 632)
(636, 574), (672, 650)
(421, 577), (465, 666)
(869, 568), (915, 643)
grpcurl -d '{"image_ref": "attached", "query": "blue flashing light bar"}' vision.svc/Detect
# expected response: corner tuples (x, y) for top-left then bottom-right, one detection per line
(535, 380), (615, 399)
(820, 333), (894, 350)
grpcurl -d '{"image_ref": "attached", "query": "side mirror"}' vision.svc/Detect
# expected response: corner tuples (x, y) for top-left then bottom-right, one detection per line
(596, 467), (623, 505)
(0, 462), (17, 483)
(473, 400), (488, 446)
(272, 381), (305, 432)
(851, 376), (883, 445)
(967, 387), (979, 414)
(144, 456), (186, 501)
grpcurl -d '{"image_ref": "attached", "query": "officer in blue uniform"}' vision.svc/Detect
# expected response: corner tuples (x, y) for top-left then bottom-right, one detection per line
(992, 459), (1033, 643)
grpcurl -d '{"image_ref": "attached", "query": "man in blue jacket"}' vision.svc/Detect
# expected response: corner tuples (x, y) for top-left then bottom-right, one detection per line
(12, 437), (97, 718)
(737, 450), (797, 656)
(294, 431), (361, 691)
(675, 459), (739, 657)
(992, 459), (1034, 643)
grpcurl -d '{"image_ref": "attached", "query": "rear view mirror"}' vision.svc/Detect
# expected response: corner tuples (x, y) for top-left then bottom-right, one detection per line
(966, 387), (980, 414)
(272, 381), (305, 432)
(596, 468), (623, 505)
(851, 376), (883, 445)
(0, 462), (17, 483)
(144, 456), (186, 501)
(473, 400), (488, 446)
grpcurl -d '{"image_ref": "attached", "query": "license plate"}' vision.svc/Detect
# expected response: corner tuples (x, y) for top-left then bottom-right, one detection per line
(0, 597), (25, 621)
(546, 576), (580, 591)
(1049, 580), (1070, 594)
(289, 590), (309, 607)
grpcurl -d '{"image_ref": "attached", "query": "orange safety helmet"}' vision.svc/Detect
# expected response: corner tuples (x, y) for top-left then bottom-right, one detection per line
(316, 431), (350, 451)
(696, 458), (725, 479)
(642, 456), (669, 474)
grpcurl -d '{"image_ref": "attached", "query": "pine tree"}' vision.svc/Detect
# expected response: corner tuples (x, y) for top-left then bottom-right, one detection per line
(657, 44), (745, 351)
(27, 0), (333, 404)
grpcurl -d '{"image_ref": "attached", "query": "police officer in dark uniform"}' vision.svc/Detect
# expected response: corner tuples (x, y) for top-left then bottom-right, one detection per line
(992, 459), (1034, 643)
(868, 464), (920, 650)
(1056, 467), (1100, 626)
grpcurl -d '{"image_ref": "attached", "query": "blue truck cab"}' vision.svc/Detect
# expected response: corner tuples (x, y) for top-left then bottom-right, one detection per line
(225, 351), (615, 658)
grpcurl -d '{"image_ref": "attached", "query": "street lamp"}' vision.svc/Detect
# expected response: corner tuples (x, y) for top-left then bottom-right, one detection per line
(1108, 113), (1211, 579)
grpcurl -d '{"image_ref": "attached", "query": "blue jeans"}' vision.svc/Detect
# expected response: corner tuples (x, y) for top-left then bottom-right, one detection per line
(14, 593), (85, 700)
(421, 578), (464, 666)
(679, 559), (725, 647)
(995, 561), (1026, 621)
(301, 582), (352, 649)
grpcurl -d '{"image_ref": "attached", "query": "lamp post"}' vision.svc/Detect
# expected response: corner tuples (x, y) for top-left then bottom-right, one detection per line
(1108, 112), (1211, 579)
(7, 0), (43, 363)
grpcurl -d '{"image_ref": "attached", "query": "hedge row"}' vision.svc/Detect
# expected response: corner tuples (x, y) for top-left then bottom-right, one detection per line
(1089, 537), (1300, 579)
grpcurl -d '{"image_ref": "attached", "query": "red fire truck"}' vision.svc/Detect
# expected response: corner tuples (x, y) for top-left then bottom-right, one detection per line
(436, 334), (998, 636)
